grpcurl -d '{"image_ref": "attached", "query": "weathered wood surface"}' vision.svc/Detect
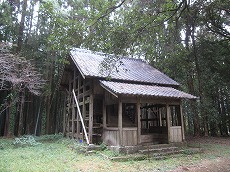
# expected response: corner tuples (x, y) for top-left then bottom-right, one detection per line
(170, 126), (182, 142)
(140, 134), (167, 143)
(103, 127), (138, 146)
(103, 128), (119, 146)
(122, 128), (138, 146)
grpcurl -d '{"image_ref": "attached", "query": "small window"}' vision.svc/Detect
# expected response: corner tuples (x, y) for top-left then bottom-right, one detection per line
(122, 103), (137, 127)
(106, 104), (118, 127)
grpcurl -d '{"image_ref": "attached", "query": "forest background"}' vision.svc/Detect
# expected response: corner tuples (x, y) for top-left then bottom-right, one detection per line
(0, 0), (229, 138)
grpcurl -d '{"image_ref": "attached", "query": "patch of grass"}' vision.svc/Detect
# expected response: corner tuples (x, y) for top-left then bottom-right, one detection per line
(1, 136), (230, 172)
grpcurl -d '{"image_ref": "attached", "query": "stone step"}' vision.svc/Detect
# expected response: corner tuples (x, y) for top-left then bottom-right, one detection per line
(139, 146), (179, 154)
(152, 149), (183, 157)
(139, 143), (175, 150)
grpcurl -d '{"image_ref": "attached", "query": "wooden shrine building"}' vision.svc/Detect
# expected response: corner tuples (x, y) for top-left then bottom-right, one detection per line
(61, 48), (196, 148)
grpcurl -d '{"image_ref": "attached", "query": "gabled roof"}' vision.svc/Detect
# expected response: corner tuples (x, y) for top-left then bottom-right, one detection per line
(70, 48), (179, 86)
(100, 81), (197, 99)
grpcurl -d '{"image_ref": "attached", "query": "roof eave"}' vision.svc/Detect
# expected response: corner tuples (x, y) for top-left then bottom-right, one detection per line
(69, 53), (86, 79)
(100, 82), (118, 98)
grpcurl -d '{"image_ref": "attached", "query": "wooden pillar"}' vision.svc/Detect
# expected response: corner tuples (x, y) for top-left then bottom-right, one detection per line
(67, 77), (71, 138)
(180, 103), (185, 141)
(137, 98), (141, 144)
(81, 79), (85, 141)
(159, 108), (162, 126)
(118, 98), (123, 146)
(102, 98), (106, 141)
(72, 69), (76, 139)
(63, 93), (67, 136)
(89, 93), (94, 144)
(166, 104), (171, 143)
(103, 99), (106, 129)
(76, 75), (80, 139)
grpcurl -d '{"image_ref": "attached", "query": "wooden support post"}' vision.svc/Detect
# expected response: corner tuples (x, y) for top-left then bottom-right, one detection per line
(72, 69), (76, 138)
(67, 78), (71, 138)
(82, 79), (85, 141)
(180, 103), (185, 141)
(71, 97), (75, 138)
(159, 108), (162, 127)
(137, 98), (141, 144)
(102, 98), (106, 141)
(103, 99), (106, 129)
(63, 94), (66, 136)
(118, 98), (123, 146)
(76, 75), (80, 140)
(166, 104), (171, 143)
(89, 93), (93, 144)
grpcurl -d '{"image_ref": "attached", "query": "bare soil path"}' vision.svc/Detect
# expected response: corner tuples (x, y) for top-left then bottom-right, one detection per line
(170, 137), (230, 172)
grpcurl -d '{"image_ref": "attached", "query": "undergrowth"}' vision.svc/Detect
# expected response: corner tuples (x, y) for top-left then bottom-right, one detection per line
(13, 135), (41, 147)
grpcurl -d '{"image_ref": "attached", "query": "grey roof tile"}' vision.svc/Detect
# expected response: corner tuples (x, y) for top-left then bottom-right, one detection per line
(70, 48), (179, 86)
(100, 80), (197, 99)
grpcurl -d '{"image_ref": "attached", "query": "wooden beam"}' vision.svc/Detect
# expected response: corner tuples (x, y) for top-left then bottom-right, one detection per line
(72, 69), (76, 139)
(159, 108), (162, 127)
(67, 76), (71, 138)
(63, 93), (67, 136)
(140, 98), (180, 105)
(118, 98), (123, 146)
(70, 55), (86, 79)
(100, 83), (118, 98)
(180, 103), (185, 141)
(89, 92), (94, 144)
(82, 79), (85, 142)
(76, 74), (80, 140)
(103, 98), (106, 129)
(166, 104), (171, 143)
(137, 98), (141, 144)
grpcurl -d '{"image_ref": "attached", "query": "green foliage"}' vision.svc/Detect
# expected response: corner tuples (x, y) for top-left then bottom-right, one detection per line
(0, 0), (229, 137)
(35, 134), (64, 142)
(0, 139), (12, 150)
(0, 1), (17, 42)
(99, 142), (108, 151)
(13, 135), (41, 147)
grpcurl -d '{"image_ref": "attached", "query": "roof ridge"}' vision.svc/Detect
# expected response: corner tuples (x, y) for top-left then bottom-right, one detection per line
(120, 57), (145, 62)
(71, 48), (144, 62)
(71, 47), (113, 57)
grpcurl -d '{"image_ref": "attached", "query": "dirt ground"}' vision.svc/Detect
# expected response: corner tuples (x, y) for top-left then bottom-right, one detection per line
(171, 157), (230, 172)
(170, 137), (230, 172)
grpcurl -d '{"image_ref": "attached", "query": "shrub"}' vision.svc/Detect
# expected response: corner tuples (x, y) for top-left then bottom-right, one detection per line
(13, 135), (41, 147)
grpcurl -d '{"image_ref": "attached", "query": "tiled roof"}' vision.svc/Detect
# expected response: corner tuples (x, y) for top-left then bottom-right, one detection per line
(70, 48), (179, 86)
(100, 80), (197, 99)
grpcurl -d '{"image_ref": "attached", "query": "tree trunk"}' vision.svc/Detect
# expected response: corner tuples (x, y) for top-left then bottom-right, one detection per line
(16, 0), (27, 53)
(3, 101), (11, 137)
(191, 19), (208, 136)
(25, 0), (35, 44)
(18, 90), (25, 136)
